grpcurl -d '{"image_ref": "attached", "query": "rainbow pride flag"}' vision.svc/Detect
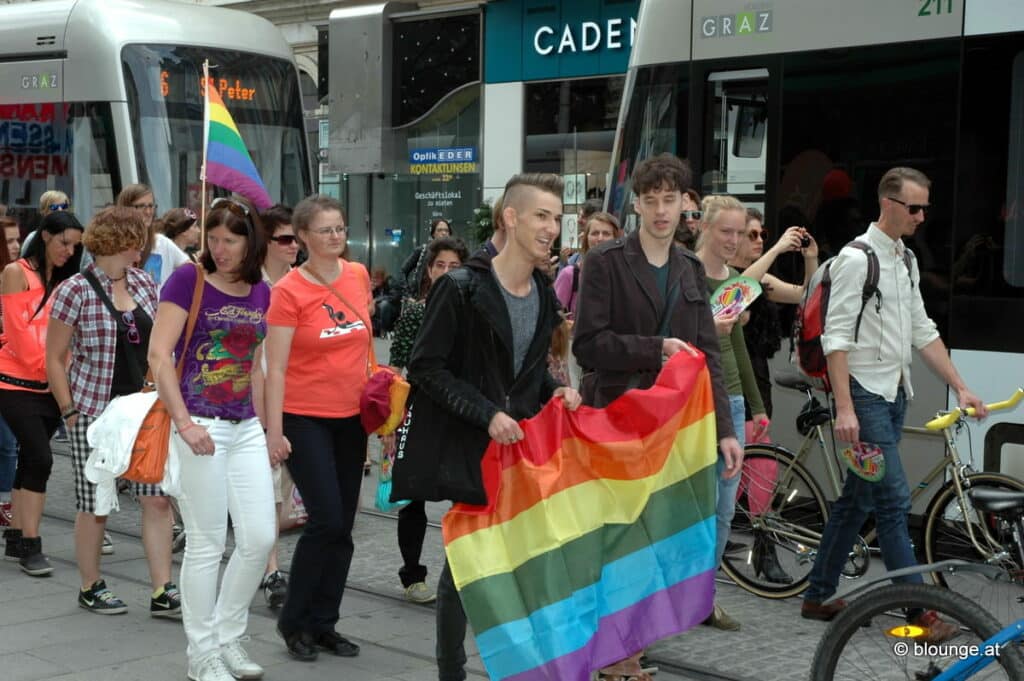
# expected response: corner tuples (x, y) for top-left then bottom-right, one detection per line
(204, 84), (273, 210)
(442, 352), (718, 681)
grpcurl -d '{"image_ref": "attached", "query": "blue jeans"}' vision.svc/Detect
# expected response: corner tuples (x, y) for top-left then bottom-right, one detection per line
(0, 414), (17, 494)
(805, 379), (920, 603)
(715, 395), (746, 566)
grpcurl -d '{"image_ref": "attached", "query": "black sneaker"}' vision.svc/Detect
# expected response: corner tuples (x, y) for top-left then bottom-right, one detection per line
(151, 581), (182, 618)
(78, 579), (128, 615)
(261, 570), (287, 608)
(3, 528), (21, 561)
(19, 536), (53, 577)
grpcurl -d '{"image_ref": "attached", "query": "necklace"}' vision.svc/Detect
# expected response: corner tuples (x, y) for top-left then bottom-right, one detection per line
(108, 272), (126, 282)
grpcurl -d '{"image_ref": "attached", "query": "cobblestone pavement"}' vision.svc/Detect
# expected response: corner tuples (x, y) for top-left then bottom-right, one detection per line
(27, 339), (836, 680)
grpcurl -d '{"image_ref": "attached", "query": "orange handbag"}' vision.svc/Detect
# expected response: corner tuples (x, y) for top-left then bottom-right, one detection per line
(123, 264), (205, 484)
(304, 264), (410, 435)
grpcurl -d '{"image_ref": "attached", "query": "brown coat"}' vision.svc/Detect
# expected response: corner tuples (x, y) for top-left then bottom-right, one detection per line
(572, 231), (735, 440)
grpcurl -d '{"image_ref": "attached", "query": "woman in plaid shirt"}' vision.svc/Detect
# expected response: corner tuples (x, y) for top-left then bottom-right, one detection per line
(46, 206), (180, 617)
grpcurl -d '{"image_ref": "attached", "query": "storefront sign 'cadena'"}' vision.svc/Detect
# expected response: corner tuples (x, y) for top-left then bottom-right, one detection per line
(533, 17), (638, 56)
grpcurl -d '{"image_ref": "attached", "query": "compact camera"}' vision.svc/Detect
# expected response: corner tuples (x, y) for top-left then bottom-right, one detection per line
(800, 235), (811, 248)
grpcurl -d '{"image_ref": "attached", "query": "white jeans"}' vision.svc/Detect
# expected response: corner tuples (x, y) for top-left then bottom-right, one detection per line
(175, 416), (275, 661)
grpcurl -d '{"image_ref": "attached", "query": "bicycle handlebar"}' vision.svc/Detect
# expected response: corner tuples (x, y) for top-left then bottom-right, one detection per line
(924, 388), (1024, 431)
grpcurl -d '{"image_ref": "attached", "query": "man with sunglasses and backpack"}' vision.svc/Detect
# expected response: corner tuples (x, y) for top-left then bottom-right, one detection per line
(800, 167), (986, 643)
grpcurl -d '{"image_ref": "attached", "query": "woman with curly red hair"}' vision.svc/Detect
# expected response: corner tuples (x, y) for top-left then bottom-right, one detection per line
(46, 205), (179, 617)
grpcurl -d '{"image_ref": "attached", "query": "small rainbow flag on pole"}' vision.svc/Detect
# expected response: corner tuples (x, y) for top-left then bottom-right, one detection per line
(442, 352), (718, 681)
(202, 67), (273, 210)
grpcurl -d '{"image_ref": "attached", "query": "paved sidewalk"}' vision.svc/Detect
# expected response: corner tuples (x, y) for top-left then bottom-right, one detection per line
(16, 339), (836, 680)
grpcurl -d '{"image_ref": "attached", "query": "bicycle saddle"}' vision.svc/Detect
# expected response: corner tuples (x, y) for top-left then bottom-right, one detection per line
(775, 372), (813, 393)
(796, 396), (832, 436)
(968, 487), (1024, 516)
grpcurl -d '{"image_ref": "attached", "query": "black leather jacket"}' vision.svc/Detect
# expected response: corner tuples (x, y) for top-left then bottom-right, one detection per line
(402, 253), (561, 503)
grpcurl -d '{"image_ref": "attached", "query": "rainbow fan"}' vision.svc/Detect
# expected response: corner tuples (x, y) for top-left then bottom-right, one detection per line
(710, 276), (763, 319)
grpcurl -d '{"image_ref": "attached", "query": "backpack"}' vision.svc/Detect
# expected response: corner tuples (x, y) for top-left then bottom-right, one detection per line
(794, 240), (915, 386)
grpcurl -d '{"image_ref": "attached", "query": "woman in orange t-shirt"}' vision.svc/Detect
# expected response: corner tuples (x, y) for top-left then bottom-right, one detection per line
(264, 195), (371, 662)
(0, 211), (83, 576)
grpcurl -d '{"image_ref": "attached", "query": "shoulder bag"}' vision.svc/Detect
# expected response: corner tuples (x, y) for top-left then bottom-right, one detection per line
(120, 263), (204, 484)
(304, 263), (410, 435)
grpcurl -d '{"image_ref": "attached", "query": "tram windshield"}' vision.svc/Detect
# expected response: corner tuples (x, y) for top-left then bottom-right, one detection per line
(122, 44), (310, 212)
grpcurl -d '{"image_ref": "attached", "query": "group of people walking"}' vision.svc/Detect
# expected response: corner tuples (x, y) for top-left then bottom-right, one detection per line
(0, 154), (986, 681)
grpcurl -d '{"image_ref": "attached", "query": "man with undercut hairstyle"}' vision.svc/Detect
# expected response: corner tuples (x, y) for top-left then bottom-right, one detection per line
(403, 173), (583, 681)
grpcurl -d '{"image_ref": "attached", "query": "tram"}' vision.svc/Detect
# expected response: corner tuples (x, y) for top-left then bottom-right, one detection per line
(0, 0), (312, 227)
(610, 0), (1024, 490)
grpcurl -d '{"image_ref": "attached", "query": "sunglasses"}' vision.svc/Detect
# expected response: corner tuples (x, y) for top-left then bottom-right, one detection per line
(886, 196), (929, 216)
(269, 234), (297, 245)
(122, 311), (140, 345)
(748, 229), (769, 242)
(49, 203), (69, 211)
(681, 210), (702, 221)
(210, 197), (255, 234)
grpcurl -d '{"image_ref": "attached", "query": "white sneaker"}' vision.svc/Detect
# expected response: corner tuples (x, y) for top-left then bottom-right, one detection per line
(220, 638), (263, 680)
(187, 652), (234, 681)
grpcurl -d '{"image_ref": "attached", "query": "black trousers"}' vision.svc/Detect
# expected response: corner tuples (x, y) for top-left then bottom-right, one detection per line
(436, 559), (468, 681)
(278, 413), (367, 636)
(398, 500), (428, 587)
(0, 388), (59, 493)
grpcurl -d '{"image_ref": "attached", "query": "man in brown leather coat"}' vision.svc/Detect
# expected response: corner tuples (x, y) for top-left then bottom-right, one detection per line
(573, 154), (745, 652)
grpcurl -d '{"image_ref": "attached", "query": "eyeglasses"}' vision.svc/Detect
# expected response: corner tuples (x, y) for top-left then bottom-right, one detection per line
(681, 210), (702, 221)
(49, 203), (69, 212)
(121, 311), (140, 345)
(269, 234), (297, 245)
(312, 226), (348, 236)
(886, 197), (929, 216)
(132, 202), (157, 211)
(748, 229), (769, 242)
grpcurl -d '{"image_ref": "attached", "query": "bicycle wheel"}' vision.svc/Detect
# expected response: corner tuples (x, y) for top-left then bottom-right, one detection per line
(810, 583), (1024, 681)
(721, 444), (829, 599)
(924, 473), (1024, 625)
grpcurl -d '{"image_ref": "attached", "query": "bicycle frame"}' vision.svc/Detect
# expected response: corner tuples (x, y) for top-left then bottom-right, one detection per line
(761, 392), (1022, 567)
(933, 620), (1024, 680)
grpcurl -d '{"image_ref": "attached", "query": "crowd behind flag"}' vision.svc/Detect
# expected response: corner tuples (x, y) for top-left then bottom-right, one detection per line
(442, 352), (719, 681)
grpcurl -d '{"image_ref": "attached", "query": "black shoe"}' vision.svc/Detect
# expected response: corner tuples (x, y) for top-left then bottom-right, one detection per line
(151, 581), (182, 618)
(753, 535), (793, 584)
(278, 627), (318, 662)
(3, 528), (21, 561)
(19, 536), (53, 577)
(314, 630), (360, 657)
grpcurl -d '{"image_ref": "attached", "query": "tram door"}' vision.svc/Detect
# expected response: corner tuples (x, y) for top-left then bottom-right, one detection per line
(702, 69), (769, 213)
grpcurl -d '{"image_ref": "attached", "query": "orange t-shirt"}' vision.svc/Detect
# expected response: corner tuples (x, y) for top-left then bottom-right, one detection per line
(267, 262), (373, 418)
(0, 260), (50, 390)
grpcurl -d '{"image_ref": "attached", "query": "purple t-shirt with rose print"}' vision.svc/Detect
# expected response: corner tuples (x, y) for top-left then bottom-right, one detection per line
(160, 264), (270, 420)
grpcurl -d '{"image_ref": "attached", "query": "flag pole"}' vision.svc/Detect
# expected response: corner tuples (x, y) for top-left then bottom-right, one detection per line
(200, 59), (210, 248)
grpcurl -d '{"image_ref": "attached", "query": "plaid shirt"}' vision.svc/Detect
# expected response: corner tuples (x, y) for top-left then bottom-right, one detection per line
(50, 264), (159, 417)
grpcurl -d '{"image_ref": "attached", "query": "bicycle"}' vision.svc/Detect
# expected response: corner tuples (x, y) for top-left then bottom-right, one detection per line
(812, 487), (1024, 679)
(722, 383), (1024, 600)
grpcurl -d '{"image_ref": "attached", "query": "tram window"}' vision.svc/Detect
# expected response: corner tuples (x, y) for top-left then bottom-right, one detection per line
(1006, 52), (1024, 288)
(733, 101), (767, 159)
(778, 41), (958, 337)
(0, 101), (117, 230)
(703, 72), (768, 202)
(606, 63), (688, 225)
(949, 37), (1023, 354)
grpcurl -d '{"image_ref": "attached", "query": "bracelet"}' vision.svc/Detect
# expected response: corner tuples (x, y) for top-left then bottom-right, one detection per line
(61, 409), (79, 420)
(177, 422), (197, 434)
